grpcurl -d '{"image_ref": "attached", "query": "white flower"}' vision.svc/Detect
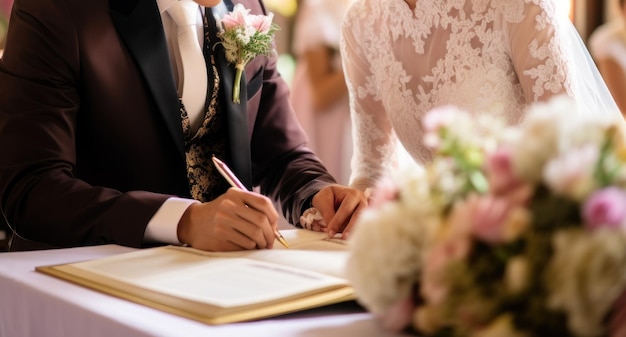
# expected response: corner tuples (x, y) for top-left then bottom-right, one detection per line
(542, 144), (599, 200)
(510, 96), (615, 183)
(545, 229), (626, 337)
(507, 99), (565, 182)
(346, 169), (438, 315)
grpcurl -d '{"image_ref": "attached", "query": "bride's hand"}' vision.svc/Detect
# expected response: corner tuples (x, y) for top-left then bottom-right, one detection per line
(312, 184), (368, 239)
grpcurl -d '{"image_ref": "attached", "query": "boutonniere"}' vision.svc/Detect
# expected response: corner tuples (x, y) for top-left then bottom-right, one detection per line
(217, 4), (279, 104)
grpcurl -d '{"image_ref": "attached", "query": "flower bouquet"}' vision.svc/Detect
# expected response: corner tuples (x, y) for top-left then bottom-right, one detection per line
(217, 4), (278, 104)
(346, 96), (626, 337)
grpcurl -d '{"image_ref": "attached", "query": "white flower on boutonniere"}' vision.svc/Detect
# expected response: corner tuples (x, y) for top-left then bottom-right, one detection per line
(217, 4), (279, 104)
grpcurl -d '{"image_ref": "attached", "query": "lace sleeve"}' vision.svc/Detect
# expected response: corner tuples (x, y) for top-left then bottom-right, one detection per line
(341, 9), (398, 191)
(506, 0), (620, 118)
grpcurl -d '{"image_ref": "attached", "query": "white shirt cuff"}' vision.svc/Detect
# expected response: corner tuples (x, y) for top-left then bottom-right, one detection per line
(144, 197), (200, 245)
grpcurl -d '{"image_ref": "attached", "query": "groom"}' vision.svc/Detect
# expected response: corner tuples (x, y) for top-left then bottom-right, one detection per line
(0, 0), (366, 251)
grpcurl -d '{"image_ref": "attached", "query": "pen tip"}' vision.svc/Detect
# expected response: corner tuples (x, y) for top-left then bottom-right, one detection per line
(275, 234), (289, 248)
(278, 238), (289, 248)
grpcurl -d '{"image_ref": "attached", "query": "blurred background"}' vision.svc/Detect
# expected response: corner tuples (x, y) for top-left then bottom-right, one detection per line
(0, 0), (10, 54)
(0, 0), (618, 81)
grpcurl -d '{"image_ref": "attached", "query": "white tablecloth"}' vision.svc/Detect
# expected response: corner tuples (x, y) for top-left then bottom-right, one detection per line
(0, 245), (413, 337)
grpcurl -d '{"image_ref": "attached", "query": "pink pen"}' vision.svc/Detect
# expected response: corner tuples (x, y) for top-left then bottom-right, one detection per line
(212, 156), (289, 248)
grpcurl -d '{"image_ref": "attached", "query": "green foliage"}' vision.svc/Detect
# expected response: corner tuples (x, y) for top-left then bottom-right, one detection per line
(221, 24), (279, 65)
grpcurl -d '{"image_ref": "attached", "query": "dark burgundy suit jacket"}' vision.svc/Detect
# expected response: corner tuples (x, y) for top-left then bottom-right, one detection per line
(0, 0), (334, 250)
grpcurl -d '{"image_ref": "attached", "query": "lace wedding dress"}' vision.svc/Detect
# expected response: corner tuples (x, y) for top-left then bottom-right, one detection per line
(341, 0), (621, 190)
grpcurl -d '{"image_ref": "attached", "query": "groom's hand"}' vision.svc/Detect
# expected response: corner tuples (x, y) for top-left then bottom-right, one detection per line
(177, 188), (278, 251)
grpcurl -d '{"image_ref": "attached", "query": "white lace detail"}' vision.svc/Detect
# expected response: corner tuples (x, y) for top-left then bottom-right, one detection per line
(341, 0), (613, 191)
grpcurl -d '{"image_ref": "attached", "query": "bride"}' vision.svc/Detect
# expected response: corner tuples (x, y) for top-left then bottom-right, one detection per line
(341, 0), (622, 192)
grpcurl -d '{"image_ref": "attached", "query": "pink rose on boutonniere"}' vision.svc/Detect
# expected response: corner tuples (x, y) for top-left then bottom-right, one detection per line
(217, 4), (279, 104)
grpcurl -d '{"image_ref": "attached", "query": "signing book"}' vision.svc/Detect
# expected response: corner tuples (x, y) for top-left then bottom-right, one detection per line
(36, 229), (354, 325)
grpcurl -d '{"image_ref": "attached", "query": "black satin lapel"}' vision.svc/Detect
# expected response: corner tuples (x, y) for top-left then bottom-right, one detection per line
(110, 0), (185, 158)
(209, 2), (253, 189)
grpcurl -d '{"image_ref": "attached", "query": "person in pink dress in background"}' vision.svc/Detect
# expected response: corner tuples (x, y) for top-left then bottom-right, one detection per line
(0, 0), (11, 14)
(0, 0), (13, 53)
(589, 0), (626, 116)
(290, 0), (353, 185)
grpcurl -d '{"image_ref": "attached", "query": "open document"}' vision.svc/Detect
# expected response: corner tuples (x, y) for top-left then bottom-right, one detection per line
(36, 229), (355, 325)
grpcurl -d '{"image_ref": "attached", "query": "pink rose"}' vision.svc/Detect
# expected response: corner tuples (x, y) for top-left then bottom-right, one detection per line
(366, 178), (399, 209)
(450, 194), (513, 244)
(486, 147), (521, 195)
(422, 105), (464, 132)
(422, 105), (466, 149)
(447, 184), (532, 245)
(221, 5), (249, 30)
(421, 232), (472, 305)
(248, 13), (273, 34)
(221, 14), (245, 30)
(470, 198), (510, 243)
(543, 144), (599, 200)
(379, 297), (416, 332)
(582, 187), (626, 230)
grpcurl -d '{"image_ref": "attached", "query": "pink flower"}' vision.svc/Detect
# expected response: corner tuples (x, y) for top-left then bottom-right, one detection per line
(423, 105), (464, 132)
(421, 231), (472, 305)
(248, 13), (274, 33)
(543, 144), (598, 200)
(486, 147), (521, 195)
(221, 8), (248, 30)
(379, 297), (416, 332)
(448, 193), (530, 244)
(221, 5), (273, 33)
(218, 3), (277, 104)
(423, 105), (467, 149)
(582, 187), (626, 230)
(447, 181), (531, 243)
(366, 178), (399, 209)
(462, 194), (513, 243)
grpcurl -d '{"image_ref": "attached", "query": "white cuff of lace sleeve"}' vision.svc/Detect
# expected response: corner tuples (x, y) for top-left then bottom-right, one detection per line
(144, 197), (200, 245)
(299, 207), (327, 230)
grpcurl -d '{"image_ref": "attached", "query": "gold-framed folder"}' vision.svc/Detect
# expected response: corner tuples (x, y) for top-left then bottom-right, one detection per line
(36, 230), (355, 325)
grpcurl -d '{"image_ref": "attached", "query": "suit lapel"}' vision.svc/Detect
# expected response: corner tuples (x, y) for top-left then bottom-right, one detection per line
(109, 0), (185, 159)
(209, 0), (253, 189)
(109, 0), (252, 186)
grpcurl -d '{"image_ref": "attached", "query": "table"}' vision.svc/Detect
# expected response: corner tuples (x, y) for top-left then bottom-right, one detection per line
(0, 245), (414, 337)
